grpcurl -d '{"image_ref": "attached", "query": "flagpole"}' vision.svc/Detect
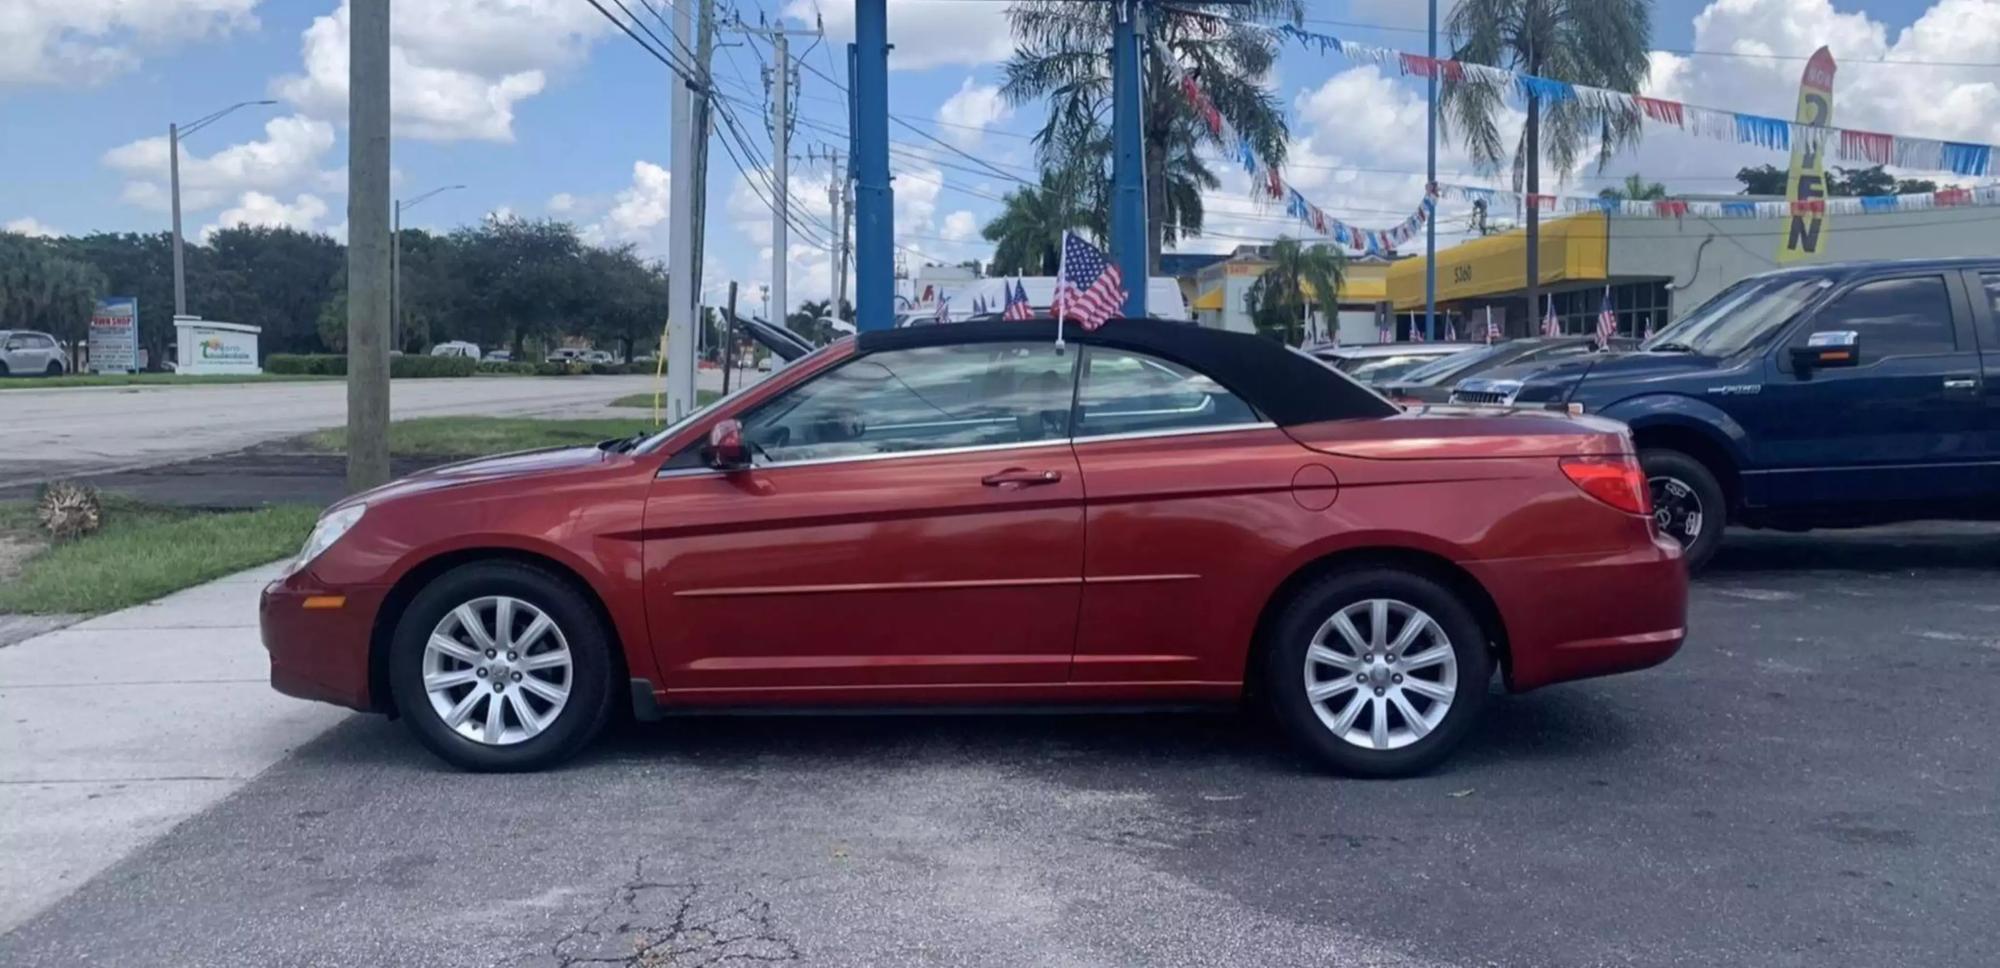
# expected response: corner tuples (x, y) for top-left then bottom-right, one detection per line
(1054, 234), (1068, 348)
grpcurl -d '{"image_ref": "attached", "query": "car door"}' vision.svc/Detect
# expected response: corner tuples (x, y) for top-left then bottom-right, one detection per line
(642, 340), (1085, 700)
(1757, 272), (1986, 507)
(1065, 345), (1308, 692)
(1971, 270), (2000, 495)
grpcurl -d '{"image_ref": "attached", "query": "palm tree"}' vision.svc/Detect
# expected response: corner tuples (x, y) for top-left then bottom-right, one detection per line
(1003, 0), (1300, 274)
(1441, 0), (1652, 317)
(981, 171), (1092, 277)
(1244, 236), (1346, 346)
(1598, 173), (1667, 201)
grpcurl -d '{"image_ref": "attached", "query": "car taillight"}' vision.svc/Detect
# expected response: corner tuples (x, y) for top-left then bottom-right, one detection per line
(1559, 455), (1651, 516)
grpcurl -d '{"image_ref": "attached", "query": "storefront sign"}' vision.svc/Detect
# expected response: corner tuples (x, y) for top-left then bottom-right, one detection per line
(174, 317), (263, 375)
(1779, 48), (1836, 264)
(89, 297), (139, 373)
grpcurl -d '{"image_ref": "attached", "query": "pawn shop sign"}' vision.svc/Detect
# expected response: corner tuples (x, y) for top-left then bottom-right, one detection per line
(1779, 47), (1836, 264)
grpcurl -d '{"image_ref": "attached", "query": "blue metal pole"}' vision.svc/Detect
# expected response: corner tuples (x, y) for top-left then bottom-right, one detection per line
(1424, 0), (1437, 341)
(852, 0), (894, 331)
(1111, 0), (1148, 318)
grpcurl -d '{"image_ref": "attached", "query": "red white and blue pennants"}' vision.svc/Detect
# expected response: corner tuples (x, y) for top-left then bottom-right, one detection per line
(1269, 23), (1995, 178)
(1439, 182), (2000, 219)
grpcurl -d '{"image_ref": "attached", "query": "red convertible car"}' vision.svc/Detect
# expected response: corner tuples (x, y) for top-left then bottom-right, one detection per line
(263, 320), (1686, 776)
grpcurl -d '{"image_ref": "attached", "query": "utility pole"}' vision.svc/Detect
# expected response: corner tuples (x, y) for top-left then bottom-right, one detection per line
(1424, 0), (1438, 341)
(729, 18), (821, 329)
(1109, 0), (1148, 318)
(346, 0), (391, 492)
(166, 99), (275, 317)
(810, 147), (848, 319)
(664, 0), (699, 422)
(852, 0), (892, 331)
(690, 0), (720, 298)
(838, 174), (853, 317)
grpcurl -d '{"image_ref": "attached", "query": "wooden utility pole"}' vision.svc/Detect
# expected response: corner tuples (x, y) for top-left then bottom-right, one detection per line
(345, 0), (392, 491)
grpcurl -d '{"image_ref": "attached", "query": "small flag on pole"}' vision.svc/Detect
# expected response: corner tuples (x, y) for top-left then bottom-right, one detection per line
(1003, 278), (1033, 320)
(935, 294), (950, 323)
(1484, 307), (1500, 345)
(1378, 320), (1392, 344)
(1541, 295), (1560, 337)
(1409, 321), (1425, 343)
(1052, 232), (1126, 332)
(1595, 285), (1618, 349)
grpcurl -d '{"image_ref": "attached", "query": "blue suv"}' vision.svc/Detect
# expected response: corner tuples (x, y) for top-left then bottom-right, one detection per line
(1450, 258), (2000, 570)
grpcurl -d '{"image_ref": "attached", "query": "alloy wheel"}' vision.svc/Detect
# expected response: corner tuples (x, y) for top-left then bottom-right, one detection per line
(1302, 598), (1458, 751)
(1649, 475), (1704, 548)
(422, 596), (573, 746)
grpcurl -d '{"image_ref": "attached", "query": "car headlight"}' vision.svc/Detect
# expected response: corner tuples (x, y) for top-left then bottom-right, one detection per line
(285, 503), (366, 576)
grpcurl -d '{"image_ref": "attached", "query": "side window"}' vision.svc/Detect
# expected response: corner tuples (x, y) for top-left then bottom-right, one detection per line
(741, 342), (1074, 464)
(29, 335), (55, 350)
(1075, 347), (1258, 438)
(1981, 273), (2000, 345)
(1809, 276), (1956, 360)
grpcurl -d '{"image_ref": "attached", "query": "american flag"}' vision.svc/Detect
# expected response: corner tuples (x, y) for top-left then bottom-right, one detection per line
(1052, 232), (1125, 330)
(1377, 321), (1392, 344)
(1541, 295), (1561, 337)
(1484, 307), (1500, 345)
(935, 294), (950, 323)
(1003, 278), (1033, 320)
(1595, 286), (1617, 349)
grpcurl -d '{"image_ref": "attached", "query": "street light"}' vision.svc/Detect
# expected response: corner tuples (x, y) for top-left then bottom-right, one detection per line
(169, 99), (277, 317)
(393, 184), (466, 350)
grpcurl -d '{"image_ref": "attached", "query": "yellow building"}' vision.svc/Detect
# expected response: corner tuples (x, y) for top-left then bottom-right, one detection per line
(1190, 247), (1400, 341)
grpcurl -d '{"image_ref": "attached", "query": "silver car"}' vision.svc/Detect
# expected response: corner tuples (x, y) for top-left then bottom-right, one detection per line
(0, 330), (71, 377)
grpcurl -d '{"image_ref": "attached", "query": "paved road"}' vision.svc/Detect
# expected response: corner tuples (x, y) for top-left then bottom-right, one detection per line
(3, 526), (1998, 966)
(0, 370), (760, 489)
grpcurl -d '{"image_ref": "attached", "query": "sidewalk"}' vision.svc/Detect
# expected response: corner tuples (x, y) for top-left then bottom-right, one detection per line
(0, 563), (347, 935)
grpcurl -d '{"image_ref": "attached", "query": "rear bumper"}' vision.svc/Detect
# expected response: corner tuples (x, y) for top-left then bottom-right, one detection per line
(260, 572), (386, 712)
(1468, 533), (1688, 691)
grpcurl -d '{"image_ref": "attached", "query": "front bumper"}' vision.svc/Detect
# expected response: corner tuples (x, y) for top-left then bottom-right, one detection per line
(1469, 533), (1688, 691)
(260, 572), (387, 712)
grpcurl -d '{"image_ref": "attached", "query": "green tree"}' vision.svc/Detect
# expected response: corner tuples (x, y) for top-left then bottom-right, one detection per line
(1598, 173), (1667, 201)
(49, 232), (179, 367)
(1441, 0), (1652, 315)
(981, 171), (1093, 276)
(1734, 164), (1788, 195)
(201, 226), (344, 355)
(449, 216), (587, 356)
(1003, 0), (1299, 273)
(1243, 236), (1345, 346)
(0, 233), (107, 352)
(1739, 163), (1939, 197)
(577, 245), (669, 362)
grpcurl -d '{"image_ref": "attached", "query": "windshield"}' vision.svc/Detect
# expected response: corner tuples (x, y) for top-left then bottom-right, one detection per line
(1643, 275), (1832, 356)
(1395, 344), (1506, 385)
(1339, 351), (1458, 384)
(633, 342), (841, 453)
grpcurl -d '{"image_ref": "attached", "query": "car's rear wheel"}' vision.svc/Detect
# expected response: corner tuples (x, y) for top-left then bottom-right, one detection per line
(1265, 568), (1491, 777)
(45, 361), (63, 376)
(1640, 448), (1724, 572)
(388, 561), (615, 772)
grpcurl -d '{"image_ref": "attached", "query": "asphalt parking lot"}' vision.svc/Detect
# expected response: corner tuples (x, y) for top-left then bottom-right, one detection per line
(3, 525), (1997, 967)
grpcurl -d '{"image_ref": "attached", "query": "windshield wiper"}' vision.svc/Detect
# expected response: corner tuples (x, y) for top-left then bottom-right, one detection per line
(1648, 341), (1697, 353)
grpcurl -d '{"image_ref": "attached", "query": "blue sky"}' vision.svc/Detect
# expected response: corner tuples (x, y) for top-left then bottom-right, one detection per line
(2, 0), (1992, 314)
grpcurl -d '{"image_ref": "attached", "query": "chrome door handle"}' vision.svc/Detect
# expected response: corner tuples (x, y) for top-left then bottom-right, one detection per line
(981, 468), (1062, 487)
(1943, 378), (1979, 390)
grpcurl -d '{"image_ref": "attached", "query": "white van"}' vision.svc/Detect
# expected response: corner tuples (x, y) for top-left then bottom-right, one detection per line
(430, 340), (481, 359)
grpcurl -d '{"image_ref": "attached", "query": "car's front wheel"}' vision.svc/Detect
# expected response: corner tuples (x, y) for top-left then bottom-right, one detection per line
(1640, 448), (1724, 572)
(1265, 568), (1492, 777)
(388, 561), (616, 772)
(45, 361), (63, 376)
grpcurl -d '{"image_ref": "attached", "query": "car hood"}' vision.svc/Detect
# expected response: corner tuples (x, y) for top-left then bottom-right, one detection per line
(336, 445), (630, 510)
(1460, 351), (1728, 401)
(1287, 408), (1631, 461)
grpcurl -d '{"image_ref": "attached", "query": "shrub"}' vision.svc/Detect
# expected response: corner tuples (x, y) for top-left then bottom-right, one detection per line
(266, 353), (345, 375)
(391, 355), (477, 378)
(532, 362), (574, 376)
(477, 361), (536, 375)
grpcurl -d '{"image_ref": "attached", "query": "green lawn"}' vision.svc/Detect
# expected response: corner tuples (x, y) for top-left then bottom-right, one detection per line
(0, 372), (342, 390)
(0, 499), (320, 615)
(609, 389), (723, 409)
(304, 415), (663, 458)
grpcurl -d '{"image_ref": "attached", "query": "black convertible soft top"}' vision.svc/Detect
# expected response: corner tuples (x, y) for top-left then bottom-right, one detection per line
(855, 319), (1396, 426)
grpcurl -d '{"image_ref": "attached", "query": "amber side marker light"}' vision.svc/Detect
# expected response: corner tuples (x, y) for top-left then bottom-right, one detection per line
(302, 595), (347, 610)
(1559, 456), (1651, 516)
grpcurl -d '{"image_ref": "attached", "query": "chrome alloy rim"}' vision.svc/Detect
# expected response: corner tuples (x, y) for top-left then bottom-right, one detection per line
(1648, 475), (1705, 547)
(423, 596), (573, 746)
(1303, 599), (1458, 751)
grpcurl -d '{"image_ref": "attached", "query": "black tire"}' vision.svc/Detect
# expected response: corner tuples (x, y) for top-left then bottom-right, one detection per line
(1264, 568), (1492, 778)
(45, 361), (63, 376)
(0, 361), (10, 377)
(387, 561), (616, 772)
(1640, 448), (1725, 573)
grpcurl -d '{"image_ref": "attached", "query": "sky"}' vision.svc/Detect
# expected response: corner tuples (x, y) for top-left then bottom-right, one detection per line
(2, 0), (1996, 315)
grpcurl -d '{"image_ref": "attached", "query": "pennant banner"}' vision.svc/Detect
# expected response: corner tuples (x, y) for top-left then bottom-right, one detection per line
(1437, 182), (2000, 219)
(1268, 23), (1995, 178)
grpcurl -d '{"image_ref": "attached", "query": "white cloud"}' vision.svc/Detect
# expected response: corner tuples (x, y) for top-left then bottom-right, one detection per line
(4, 216), (60, 237)
(936, 78), (1013, 148)
(940, 209), (979, 242)
(103, 114), (339, 214)
(273, 0), (607, 143)
(547, 192), (578, 214)
(788, 0), (1013, 71)
(200, 192), (331, 240)
(0, 0), (258, 88)
(588, 161), (672, 247)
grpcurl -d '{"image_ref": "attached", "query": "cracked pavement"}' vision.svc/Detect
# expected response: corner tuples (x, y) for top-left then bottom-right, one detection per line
(1, 524), (1997, 966)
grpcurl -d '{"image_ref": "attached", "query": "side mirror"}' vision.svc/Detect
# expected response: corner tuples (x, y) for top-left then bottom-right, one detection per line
(704, 419), (751, 471)
(1791, 330), (1860, 372)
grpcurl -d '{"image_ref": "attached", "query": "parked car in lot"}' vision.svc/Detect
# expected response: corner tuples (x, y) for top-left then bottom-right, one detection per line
(1450, 258), (2000, 570)
(545, 348), (582, 364)
(263, 319), (1686, 776)
(1312, 342), (1480, 386)
(0, 330), (70, 376)
(430, 340), (481, 359)
(1381, 336), (1638, 404)
(483, 350), (513, 363)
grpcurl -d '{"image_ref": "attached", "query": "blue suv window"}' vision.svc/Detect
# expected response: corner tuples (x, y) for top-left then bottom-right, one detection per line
(1808, 276), (1956, 360)
(1982, 273), (2000, 343)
